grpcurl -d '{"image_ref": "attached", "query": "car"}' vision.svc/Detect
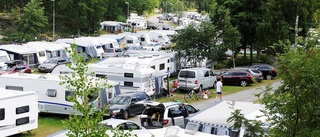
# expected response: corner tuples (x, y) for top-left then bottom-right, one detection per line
(38, 57), (71, 73)
(0, 60), (32, 75)
(162, 25), (170, 30)
(159, 19), (164, 23)
(232, 66), (263, 82)
(249, 63), (277, 80)
(218, 70), (255, 87)
(138, 101), (199, 129)
(177, 68), (217, 92)
(147, 23), (157, 30)
(108, 92), (151, 119)
(100, 119), (154, 137)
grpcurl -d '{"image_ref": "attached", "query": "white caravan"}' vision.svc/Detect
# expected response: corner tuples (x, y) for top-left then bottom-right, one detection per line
(120, 32), (154, 47)
(0, 50), (10, 67)
(24, 41), (70, 59)
(0, 73), (120, 115)
(137, 31), (170, 49)
(0, 88), (38, 137)
(55, 38), (99, 58)
(88, 63), (156, 96)
(124, 55), (171, 75)
(99, 34), (127, 49)
(79, 37), (123, 57)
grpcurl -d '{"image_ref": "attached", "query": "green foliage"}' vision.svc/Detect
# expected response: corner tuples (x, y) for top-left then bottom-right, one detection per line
(227, 101), (265, 137)
(256, 28), (320, 137)
(17, 0), (48, 41)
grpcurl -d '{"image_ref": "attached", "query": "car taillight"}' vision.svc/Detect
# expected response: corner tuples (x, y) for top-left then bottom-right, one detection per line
(273, 67), (277, 72)
(194, 80), (198, 84)
(259, 75), (263, 78)
(163, 119), (169, 125)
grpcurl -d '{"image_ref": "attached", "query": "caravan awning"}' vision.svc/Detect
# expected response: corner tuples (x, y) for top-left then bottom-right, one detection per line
(0, 45), (37, 54)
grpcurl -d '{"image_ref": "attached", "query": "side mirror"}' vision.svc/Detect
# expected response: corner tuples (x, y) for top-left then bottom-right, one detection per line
(196, 109), (200, 112)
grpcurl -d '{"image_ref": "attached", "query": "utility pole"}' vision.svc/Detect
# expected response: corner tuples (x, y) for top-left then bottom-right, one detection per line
(52, 0), (55, 41)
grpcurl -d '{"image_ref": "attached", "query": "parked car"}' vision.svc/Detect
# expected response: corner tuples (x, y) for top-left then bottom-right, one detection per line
(219, 70), (254, 87)
(138, 102), (199, 129)
(100, 119), (154, 137)
(0, 60), (32, 75)
(232, 67), (263, 82)
(249, 63), (277, 80)
(108, 92), (151, 119)
(177, 68), (217, 92)
(38, 57), (71, 73)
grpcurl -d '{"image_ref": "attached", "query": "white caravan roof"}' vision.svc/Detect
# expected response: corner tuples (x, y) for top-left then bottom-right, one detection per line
(187, 101), (266, 127)
(0, 44), (37, 54)
(98, 57), (130, 65)
(125, 55), (170, 66)
(88, 63), (155, 76)
(24, 41), (69, 51)
(56, 39), (94, 47)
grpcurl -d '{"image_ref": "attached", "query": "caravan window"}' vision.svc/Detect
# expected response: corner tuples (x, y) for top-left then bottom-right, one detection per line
(38, 51), (46, 57)
(16, 117), (29, 126)
(127, 40), (133, 44)
(124, 73), (134, 78)
(16, 105), (29, 114)
(159, 63), (165, 70)
(47, 89), (57, 97)
(0, 108), (4, 120)
(96, 74), (107, 78)
(141, 37), (145, 42)
(150, 66), (155, 69)
(6, 86), (23, 91)
(65, 90), (75, 101)
(124, 81), (133, 86)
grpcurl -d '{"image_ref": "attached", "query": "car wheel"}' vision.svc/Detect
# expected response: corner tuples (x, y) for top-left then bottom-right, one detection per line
(122, 110), (129, 120)
(240, 80), (247, 87)
(266, 74), (272, 80)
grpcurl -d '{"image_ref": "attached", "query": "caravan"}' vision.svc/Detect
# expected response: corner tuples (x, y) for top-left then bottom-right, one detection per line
(24, 41), (70, 59)
(0, 88), (38, 137)
(0, 50), (10, 68)
(55, 38), (99, 58)
(124, 55), (171, 75)
(88, 64), (156, 96)
(0, 73), (120, 115)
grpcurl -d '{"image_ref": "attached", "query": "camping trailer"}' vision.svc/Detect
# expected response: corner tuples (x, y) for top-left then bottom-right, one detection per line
(0, 73), (120, 115)
(0, 88), (38, 137)
(55, 38), (99, 58)
(24, 41), (70, 59)
(124, 55), (171, 75)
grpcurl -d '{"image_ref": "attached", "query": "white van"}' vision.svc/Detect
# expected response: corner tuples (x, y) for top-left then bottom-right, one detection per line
(177, 68), (216, 92)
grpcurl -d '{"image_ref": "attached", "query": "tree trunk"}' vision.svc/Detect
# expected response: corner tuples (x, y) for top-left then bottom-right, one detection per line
(250, 45), (253, 64)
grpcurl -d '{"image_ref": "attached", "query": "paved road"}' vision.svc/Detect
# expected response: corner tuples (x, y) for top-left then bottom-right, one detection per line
(129, 81), (282, 125)
(147, 13), (175, 30)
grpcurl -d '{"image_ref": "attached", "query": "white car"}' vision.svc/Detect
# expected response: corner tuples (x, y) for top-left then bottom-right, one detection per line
(47, 119), (154, 137)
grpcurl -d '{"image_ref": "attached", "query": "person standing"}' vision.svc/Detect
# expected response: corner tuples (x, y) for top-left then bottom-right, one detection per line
(216, 77), (223, 102)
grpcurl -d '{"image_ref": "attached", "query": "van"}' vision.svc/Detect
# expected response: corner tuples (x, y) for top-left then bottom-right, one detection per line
(177, 68), (216, 92)
(138, 102), (199, 129)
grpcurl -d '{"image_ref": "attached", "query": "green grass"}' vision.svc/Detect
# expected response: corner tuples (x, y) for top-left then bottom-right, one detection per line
(12, 114), (67, 137)
(156, 78), (280, 103)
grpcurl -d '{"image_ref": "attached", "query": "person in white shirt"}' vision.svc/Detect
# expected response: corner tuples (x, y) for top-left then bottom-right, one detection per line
(216, 77), (223, 102)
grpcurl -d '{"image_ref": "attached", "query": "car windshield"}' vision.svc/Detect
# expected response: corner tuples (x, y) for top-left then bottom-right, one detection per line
(0, 65), (14, 71)
(44, 58), (58, 64)
(110, 96), (131, 105)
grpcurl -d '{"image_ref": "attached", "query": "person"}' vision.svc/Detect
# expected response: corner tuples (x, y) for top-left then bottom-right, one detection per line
(215, 77), (223, 102)
(111, 111), (117, 119)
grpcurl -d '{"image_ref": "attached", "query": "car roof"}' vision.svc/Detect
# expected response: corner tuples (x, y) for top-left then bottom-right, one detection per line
(5, 60), (23, 65)
(100, 119), (136, 128)
(145, 101), (184, 108)
(180, 68), (211, 71)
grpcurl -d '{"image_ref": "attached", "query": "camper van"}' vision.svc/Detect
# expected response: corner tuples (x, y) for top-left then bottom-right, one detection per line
(0, 50), (10, 68)
(0, 88), (38, 137)
(0, 73), (120, 115)
(88, 64), (156, 96)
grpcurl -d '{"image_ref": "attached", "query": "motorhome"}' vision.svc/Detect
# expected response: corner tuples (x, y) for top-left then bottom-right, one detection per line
(0, 73), (120, 115)
(0, 44), (47, 68)
(24, 41), (70, 59)
(123, 55), (171, 75)
(0, 88), (38, 137)
(55, 38), (99, 58)
(0, 50), (10, 67)
(88, 63), (156, 96)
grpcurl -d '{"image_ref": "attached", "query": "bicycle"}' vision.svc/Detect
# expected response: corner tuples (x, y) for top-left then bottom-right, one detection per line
(198, 89), (211, 99)
(184, 88), (199, 102)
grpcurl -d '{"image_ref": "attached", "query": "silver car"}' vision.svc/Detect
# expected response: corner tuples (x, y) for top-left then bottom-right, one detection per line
(138, 102), (199, 129)
(232, 67), (263, 82)
(38, 57), (71, 73)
